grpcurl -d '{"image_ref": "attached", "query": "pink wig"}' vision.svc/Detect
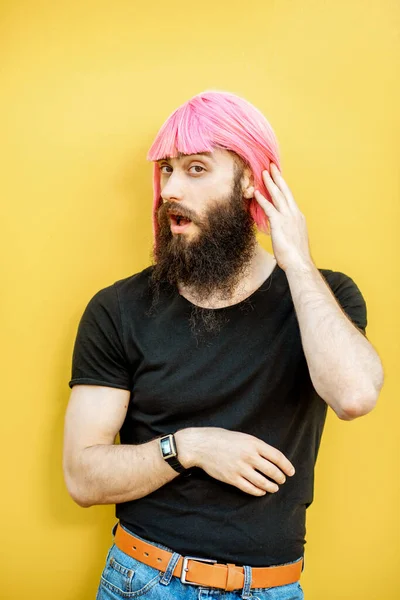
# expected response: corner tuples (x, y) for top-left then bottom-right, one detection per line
(147, 90), (281, 251)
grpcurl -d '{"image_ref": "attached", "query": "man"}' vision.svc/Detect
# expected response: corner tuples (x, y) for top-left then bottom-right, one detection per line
(63, 91), (384, 600)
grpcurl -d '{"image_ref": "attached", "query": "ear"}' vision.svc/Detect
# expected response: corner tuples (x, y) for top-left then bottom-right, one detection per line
(241, 166), (255, 199)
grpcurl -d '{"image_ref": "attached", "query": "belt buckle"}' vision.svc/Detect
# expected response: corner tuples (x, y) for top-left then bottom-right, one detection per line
(180, 556), (217, 586)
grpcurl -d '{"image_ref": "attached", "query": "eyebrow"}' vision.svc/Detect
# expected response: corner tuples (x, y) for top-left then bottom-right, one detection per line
(157, 152), (214, 163)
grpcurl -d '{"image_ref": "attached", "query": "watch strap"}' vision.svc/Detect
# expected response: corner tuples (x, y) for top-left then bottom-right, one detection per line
(166, 455), (187, 474)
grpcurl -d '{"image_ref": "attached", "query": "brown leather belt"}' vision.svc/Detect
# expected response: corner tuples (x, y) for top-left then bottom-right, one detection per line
(114, 523), (303, 591)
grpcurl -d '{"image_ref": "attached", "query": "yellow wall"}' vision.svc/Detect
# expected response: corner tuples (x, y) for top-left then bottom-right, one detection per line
(1, 1), (398, 598)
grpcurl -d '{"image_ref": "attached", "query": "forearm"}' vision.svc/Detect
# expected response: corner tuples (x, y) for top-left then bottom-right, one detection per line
(70, 437), (180, 507)
(286, 261), (384, 419)
(67, 426), (299, 506)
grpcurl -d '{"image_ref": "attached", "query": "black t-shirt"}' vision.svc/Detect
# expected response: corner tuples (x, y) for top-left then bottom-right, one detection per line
(68, 263), (367, 566)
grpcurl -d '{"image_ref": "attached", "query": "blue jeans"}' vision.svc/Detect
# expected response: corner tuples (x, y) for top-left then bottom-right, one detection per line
(95, 522), (305, 600)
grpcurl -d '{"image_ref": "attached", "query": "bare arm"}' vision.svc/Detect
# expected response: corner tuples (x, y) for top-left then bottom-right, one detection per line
(253, 163), (384, 420)
(63, 385), (180, 507)
(63, 386), (296, 508)
(285, 262), (384, 419)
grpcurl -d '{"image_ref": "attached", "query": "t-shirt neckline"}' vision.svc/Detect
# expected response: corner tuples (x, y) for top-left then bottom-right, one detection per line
(177, 261), (280, 312)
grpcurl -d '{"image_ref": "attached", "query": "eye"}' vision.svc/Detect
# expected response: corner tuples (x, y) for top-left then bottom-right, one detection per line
(189, 165), (206, 174)
(159, 164), (206, 175)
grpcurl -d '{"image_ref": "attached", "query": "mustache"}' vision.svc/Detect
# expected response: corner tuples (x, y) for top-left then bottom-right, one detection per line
(159, 201), (199, 225)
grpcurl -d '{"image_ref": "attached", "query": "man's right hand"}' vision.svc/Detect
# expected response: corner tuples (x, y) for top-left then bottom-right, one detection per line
(176, 427), (296, 497)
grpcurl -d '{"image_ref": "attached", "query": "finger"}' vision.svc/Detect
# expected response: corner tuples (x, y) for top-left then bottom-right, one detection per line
(241, 467), (280, 493)
(257, 442), (295, 477)
(235, 476), (271, 497)
(253, 456), (287, 485)
(270, 163), (298, 212)
(262, 169), (288, 213)
(254, 189), (277, 218)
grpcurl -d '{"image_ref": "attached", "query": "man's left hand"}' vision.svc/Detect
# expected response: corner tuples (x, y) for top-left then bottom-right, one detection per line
(254, 163), (313, 272)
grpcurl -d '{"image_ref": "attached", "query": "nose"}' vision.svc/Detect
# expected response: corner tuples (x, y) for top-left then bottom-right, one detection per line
(160, 170), (185, 204)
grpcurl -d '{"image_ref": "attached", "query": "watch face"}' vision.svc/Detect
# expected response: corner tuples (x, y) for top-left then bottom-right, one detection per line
(160, 435), (176, 459)
(160, 437), (172, 456)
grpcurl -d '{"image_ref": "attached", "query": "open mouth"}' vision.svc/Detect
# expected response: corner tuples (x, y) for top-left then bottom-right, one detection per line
(170, 214), (192, 226)
(169, 214), (193, 232)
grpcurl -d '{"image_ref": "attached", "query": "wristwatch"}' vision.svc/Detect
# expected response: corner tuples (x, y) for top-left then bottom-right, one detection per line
(159, 433), (187, 474)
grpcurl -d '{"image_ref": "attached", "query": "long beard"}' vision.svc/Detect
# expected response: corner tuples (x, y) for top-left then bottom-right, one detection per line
(147, 171), (257, 341)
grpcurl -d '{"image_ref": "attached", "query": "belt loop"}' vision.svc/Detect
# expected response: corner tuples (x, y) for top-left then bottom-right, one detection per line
(241, 565), (252, 599)
(160, 552), (181, 586)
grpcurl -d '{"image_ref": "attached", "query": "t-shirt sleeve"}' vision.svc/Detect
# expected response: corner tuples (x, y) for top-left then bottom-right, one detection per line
(323, 270), (368, 337)
(68, 284), (132, 390)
